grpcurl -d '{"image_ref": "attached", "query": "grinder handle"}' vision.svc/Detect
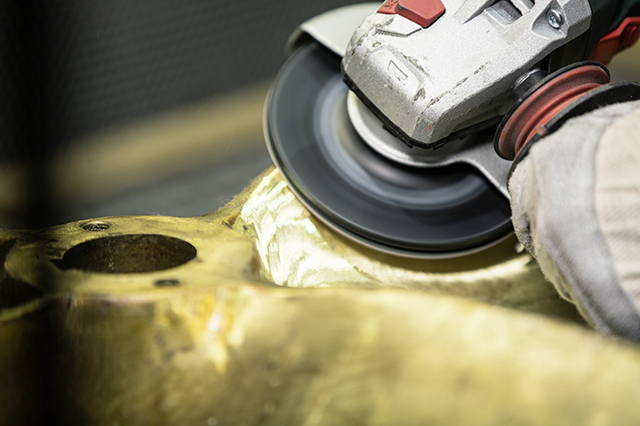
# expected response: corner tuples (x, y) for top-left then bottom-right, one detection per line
(587, 0), (640, 62)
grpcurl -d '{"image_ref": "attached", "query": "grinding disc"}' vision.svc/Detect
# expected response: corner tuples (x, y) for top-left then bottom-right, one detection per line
(265, 42), (512, 257)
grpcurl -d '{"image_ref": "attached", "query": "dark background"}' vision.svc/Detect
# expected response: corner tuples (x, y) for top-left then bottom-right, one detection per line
(0, 0), (370, 228)
(1, 0), (368, 162)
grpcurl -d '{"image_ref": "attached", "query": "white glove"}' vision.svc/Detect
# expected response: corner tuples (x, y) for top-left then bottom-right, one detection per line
(509, 100), (640, 341)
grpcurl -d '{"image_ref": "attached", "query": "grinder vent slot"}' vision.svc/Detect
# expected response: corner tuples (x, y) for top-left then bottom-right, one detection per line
(486, 0), (523, 23)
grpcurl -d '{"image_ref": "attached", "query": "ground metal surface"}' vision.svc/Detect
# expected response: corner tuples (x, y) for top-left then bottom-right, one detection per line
(4, 168), (640, 425)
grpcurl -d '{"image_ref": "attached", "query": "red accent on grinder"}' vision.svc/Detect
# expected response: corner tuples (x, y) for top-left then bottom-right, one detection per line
(497, 65), (609, 160)
(378, 0), (445, 28)
(590, 17), (640, 65)
(378, 0), (400, 14)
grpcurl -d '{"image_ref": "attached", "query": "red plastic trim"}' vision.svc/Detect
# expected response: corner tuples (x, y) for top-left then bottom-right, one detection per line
(590, 17), (640, 65)
(378, 0), (401, 15)
(378, 0), (445, 28)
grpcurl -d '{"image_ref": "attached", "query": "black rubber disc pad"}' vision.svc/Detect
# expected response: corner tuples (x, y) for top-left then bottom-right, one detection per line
(265, 42), (512, 256)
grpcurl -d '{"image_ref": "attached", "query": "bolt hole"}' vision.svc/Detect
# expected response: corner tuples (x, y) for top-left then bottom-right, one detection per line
(82, 221), (111, 232)
(155, 279), (181, 287)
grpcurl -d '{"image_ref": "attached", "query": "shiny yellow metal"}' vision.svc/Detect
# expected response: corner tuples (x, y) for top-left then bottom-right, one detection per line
(3, 168), (640, 425)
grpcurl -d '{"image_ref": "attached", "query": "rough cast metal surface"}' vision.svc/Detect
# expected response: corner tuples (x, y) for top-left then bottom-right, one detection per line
(4, 168), (640, 425)
(342, 0), (592, 147)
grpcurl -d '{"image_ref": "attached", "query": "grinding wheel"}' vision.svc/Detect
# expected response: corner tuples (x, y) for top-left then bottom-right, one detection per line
(265, 42), (512, 257)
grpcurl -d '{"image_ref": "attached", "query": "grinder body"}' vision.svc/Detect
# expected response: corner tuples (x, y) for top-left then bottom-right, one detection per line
(342, 0), (640, 149)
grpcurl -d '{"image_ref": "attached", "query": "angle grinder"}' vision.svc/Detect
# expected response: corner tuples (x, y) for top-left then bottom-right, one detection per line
(265, 1), (640, 258)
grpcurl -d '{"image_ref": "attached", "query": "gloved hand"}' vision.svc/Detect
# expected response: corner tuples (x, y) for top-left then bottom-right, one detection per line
(509, 100), (640, 341)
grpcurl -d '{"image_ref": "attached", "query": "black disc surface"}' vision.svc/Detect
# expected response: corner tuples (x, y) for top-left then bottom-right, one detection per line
(265, 42), (512, 256)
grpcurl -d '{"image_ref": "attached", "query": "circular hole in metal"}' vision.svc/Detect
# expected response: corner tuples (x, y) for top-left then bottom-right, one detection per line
(82, 221), (111, 232)
(55, 234), (196, 274)
(155, 279), (181, 287)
